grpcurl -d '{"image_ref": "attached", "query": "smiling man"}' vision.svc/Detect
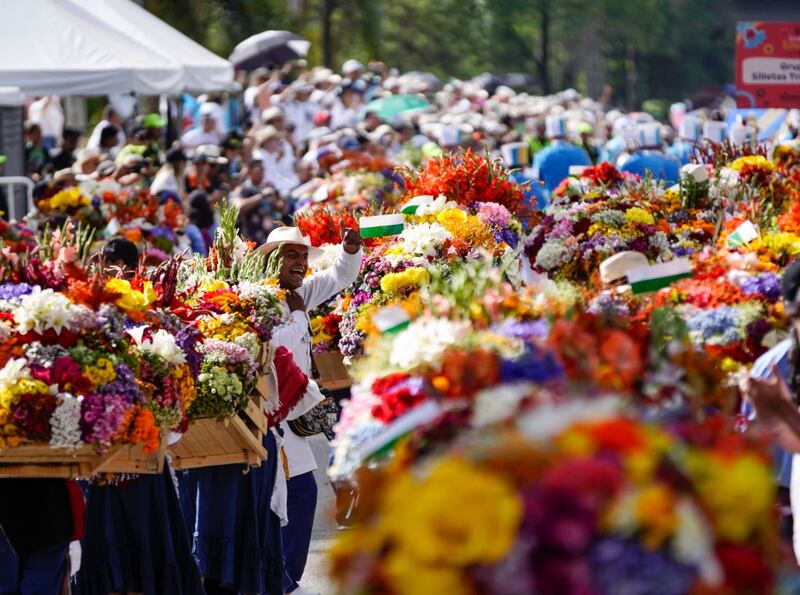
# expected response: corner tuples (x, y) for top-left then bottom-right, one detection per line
(261, 223), (362, 595)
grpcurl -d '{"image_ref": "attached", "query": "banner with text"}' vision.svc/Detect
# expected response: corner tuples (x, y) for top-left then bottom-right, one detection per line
(736, 22), (800, 108)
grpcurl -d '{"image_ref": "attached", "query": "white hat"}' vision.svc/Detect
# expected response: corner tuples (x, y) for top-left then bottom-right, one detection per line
(636, 123), (662, 149)
(261, 106), (284, 124)
(679, 115), (701, 142)
(438, 124), (462, 147)
(545, 115), (567, 139)
(310, 68), (334, 85)
(729, 122), (756, 145)
(600, 251), (649, 285)
(259, 226), (324, 261)
(194, 144), (229, 165)
(199, 102), (216, 117)
(500, 142), (529, 168)
(342, 59), (364, 75)
(703, 121), (728, 144)
(73, 147), (102, 172)
(256, 125), (281, 145)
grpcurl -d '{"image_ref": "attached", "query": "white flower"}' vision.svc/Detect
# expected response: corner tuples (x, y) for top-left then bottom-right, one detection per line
(127, 326), (187, 365)
(386, 222), (452, 265)
(672, 498), (723, 585)
(517, 397), (621, 442)
(415, 194), (456, 216)
(49, 393), (83, 450)
(388, 318), (469, 370)
(11, 287), (91, 335)
(0, 358), (28, 391)
(473, 382), (535, 427)
(534, 241), (567, 270)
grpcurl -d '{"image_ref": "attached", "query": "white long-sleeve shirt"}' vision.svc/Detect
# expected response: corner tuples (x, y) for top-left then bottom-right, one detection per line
(272, 245), (363, 477)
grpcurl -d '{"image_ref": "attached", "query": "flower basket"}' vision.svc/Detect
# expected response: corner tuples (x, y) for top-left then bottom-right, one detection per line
(313, 351), (352, 391)
(168, 375), (270, 470)
(0, 437), (168, 479)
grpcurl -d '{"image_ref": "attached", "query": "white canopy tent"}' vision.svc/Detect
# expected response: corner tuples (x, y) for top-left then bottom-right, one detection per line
(0, 0), (233, 96)
(65, 0), (235, 93)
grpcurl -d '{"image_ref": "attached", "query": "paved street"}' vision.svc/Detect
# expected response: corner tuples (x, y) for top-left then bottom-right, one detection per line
(299, 435), (338, 595)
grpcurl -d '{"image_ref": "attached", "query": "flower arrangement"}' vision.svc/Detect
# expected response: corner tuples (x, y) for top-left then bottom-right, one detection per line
(331, 402), (779, 595)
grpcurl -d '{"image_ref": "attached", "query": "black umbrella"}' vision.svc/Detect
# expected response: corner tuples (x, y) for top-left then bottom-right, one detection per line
(229, 30), (310, 71)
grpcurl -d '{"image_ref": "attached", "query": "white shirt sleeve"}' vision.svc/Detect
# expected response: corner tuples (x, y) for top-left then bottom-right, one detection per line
(297, 246), (363, 310)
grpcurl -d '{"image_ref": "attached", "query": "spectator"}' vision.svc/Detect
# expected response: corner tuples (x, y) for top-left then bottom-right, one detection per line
(88, 106), (127, 152)
(342, 59), (365, 83)
(185, 190), (217, 256)
(231, 160), (285, 244)
(50, 127), (81, 171)
(186, 145), (227, 198)
(98, 125), (122, 158)
(24, 121), (48, 178)
(254, 126), (299, 196)
(150, 147), (187, 198)
(330, 85), (363, 130)
(73, 148), (102, 177)
(181, 104), (223, 148)
(27, 95), (64, 151)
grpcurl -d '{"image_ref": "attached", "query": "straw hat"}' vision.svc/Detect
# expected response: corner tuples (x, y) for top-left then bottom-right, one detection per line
(258, 226), (324, 261)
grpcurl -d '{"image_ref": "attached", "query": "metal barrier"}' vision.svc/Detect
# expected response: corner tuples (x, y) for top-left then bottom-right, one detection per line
(0, 176), (34, 221)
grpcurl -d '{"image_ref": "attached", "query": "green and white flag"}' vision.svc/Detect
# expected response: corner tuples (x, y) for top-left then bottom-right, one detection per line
(401, 195), (434, 215)
(359, 213), (405, 238)
(372, 306), (410, 334)
(626, 258), (692, 295)
(727, 220), (759, 248)
(358, 400), (443, 461)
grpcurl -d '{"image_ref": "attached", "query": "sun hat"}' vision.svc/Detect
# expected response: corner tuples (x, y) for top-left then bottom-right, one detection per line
(258, 226), (324, 261)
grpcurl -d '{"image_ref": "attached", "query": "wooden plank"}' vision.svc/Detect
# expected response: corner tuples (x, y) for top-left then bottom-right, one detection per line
(227, 416), (267, 460)
(244, 399), (268, 434)
(0, 464), (78, 478)
(170, 451), (254, 470)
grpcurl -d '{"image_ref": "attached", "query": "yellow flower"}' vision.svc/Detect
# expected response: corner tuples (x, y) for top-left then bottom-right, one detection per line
(379, 456), (521, 566)
(688, 452), (774, 542)
(49, 187), (89, 211)
(634, 484), (677, 549)
(436, 208), (467, 226)
(199, 278), (230, 294)
(380, 267), (430, 294)
(104, 278), (157, 312)
(11, 378), (49, 395)
(84, 358), (117, 386)
(310, 316), (333, 345)
(730, 155), (775, 172)
(554, 427), (595, 456)
(383, 552), (468, 595)
(624, 207), (655, 226)
(439, 213), (497, 250)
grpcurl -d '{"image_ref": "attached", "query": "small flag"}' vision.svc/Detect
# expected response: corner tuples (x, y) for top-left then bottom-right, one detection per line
(401, 195), (434, 215)
(373, 306), (410, 334)
(569, 165), (588, 177)
(727, 220), (759, 248)
(626, 258), (692, 295)
(359, 213), (405, 238)
(358, 400), (443, 461)
(680, 163), (708, 183)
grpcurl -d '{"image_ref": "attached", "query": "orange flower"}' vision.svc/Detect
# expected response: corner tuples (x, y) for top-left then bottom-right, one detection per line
(124, 229), (143, 243)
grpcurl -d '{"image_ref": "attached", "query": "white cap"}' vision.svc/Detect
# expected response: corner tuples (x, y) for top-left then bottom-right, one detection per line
(199, 102), (216, 117)
(636, 123), (662, 149)
(438, 124), (462, 147)
(500, 142), (529, 168)
(678, 116), (701, 142)
(703, 121), (728, 144)
(729, 122), (756, 145)
(545, 115), (567, 139)
(342, 59), (364, 75)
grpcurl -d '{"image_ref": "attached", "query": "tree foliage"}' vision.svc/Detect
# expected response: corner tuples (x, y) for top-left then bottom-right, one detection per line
(147, 0), (735, 107)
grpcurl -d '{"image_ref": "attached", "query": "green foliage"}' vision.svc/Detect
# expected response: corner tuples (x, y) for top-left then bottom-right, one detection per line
(148, 0), (735, 107)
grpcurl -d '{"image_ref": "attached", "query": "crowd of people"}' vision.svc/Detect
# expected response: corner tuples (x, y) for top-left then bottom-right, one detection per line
(19, 59), (800, 251)
(4, 57), (800, 595)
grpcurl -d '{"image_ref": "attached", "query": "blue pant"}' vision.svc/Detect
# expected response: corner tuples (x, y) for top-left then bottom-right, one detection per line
(282, 472), (317, 593)
(0, 534), (67, 595)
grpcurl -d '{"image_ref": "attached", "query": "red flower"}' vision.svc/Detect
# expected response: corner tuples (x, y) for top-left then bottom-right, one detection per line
(714, 544), (773, 594)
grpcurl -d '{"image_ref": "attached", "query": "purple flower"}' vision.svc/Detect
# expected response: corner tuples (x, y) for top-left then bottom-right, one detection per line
(99, 364), (144, 404)
(493, 228), (520, 249)
(739, 273), (781, 300)
(588, 537), (696, 595)
(80, 393), (132, 447)
(0, 282), (33, 301)
(175, 325), (203, 379)
(500, 343), (563, 384)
